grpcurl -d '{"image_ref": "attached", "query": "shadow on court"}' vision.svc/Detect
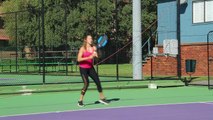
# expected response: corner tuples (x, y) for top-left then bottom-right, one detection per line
(85, 98), (120, 106)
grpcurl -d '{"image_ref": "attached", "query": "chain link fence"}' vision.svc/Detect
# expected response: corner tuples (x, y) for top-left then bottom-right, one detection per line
(0, 0), (140, 86)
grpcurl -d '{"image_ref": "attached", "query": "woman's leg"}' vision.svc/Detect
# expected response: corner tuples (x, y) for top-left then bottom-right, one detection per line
(79, 68), (90, 101)
(88, 67), (106, 100)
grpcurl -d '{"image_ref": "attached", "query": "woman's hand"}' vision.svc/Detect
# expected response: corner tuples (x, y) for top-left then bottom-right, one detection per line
(93, 51), (98, 58)
(88, 52), (98, 59)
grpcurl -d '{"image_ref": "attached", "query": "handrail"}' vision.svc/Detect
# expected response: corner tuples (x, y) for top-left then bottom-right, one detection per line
(142, 29), (157, 55)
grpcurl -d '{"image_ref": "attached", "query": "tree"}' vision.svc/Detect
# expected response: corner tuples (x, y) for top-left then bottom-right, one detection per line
(2, 0), (157, 52)
(2, 0), (39, 48)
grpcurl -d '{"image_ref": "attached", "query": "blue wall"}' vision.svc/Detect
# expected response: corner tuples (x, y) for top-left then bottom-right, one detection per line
(158, 0), (177, 45)
(180, 0), (213, 43)
(157, 0), (213, 45)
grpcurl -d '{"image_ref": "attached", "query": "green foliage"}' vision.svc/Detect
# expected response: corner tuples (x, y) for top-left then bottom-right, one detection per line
(2, 0), (157, 49)
(2, 0), (39, 47)
(118, 3), (132, 41)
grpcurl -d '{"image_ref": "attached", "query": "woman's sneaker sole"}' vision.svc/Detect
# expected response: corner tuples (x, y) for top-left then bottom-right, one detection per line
(77, 101), (84, 107)
(77, 104), (84, 107)
(99, 99), (109, 105)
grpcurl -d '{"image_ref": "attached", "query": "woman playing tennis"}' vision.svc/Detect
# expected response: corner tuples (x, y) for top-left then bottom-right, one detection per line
(77, 34), (109, 107)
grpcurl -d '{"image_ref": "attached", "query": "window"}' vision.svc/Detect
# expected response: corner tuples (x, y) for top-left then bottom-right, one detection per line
(205, 0), (213, 22)
(193, 0), (213, 23)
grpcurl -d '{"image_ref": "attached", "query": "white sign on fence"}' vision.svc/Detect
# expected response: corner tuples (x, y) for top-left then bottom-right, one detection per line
(163, 39), (178, 57)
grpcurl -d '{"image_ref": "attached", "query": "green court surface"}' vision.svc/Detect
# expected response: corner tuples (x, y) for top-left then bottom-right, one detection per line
(0, 74), (133, 85)
(0, 86), (212, 117)
(0, 80), (184, 94)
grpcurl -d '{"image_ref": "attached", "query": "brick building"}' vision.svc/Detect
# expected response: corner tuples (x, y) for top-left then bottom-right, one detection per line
(143, 0), (213, 77)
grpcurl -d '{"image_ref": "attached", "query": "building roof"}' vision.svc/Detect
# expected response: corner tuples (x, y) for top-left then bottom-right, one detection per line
(0, 36), (9, 41)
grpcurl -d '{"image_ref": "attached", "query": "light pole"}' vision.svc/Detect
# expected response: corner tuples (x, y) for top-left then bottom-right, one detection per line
(132, 0), (142, 80)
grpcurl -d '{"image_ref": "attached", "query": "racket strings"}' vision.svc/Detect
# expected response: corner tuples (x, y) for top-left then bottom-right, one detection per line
(97, 35), (108, 48)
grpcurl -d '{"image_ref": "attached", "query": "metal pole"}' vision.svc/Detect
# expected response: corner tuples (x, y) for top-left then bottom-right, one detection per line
(148, 39), (151, 55)
(64, 6), (68, 76)
(133, 0), (142, 80)
(151, 56), (153, 79)
(207, 31), (211, 89)
(115, 0), (119, 81)
(15, 13), (18, 73)
(95, 0), (99, 75)
(177, 0), (181, 79)
(41, 0), (45, 84)
(38, 10), (41, 73)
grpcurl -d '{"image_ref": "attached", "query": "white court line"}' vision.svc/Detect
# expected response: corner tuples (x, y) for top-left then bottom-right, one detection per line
(1, 100), (213, 118)
(199, 102), (213, 105)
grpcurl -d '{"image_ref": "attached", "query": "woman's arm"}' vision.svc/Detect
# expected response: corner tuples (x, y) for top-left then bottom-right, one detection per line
(93, 46), (98, 58)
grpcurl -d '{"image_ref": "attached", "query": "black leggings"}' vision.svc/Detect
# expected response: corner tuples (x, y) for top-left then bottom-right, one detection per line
(80, 67), (103, 95)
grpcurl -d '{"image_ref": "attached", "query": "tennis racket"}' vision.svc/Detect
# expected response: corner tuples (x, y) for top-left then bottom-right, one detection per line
(96, 34), (108, 49)
(94, 34), (108, 60)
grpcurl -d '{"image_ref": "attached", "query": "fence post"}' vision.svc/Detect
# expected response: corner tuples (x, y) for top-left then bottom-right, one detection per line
(115, 0), (119, 81)
(95, 0), (99, 75)
(64, 5), (68, 76)
(38, 8), (41, 73)
(15, 12), (18, 73)
(41, 0), (46, 84)
(177, 0), (182, 79)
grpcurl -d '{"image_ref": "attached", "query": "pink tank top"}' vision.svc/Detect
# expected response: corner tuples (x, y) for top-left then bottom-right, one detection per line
(79, 48), (94, 68)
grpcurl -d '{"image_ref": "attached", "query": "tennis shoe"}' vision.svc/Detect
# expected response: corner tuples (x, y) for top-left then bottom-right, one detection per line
(99, 99), (109, 105)
(77, 101), (84, 107)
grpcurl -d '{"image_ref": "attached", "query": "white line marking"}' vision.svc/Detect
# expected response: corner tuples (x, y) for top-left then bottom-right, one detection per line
(199, 102), (213, 105)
